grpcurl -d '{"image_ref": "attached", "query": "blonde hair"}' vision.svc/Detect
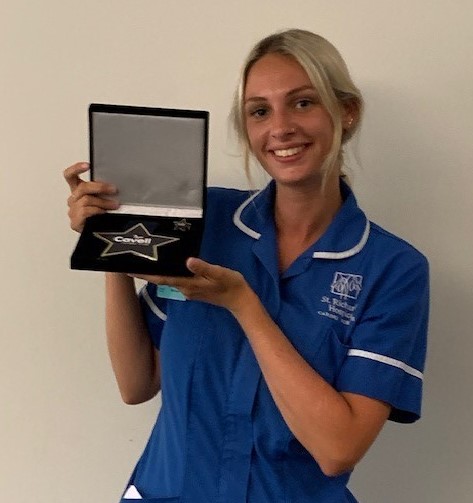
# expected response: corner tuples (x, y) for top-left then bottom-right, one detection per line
(230, 29), (363, 182)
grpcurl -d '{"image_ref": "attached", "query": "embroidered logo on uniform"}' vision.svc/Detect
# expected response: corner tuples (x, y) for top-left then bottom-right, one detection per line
(330, 272), (363, 300)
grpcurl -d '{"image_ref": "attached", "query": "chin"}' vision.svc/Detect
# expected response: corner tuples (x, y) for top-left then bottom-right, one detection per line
(273, 175), (325, 190)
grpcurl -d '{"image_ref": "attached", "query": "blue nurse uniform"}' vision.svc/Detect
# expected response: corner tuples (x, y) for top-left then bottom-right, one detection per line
(121, 180), (429, 502)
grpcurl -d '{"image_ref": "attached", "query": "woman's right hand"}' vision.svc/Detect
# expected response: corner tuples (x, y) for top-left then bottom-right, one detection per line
(64, 162), (119, 233)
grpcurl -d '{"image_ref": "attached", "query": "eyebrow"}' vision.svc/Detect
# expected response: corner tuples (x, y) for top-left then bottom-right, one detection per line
(244, 85), (316, 104)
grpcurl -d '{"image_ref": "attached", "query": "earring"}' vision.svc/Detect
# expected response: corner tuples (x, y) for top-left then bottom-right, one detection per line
(347, 117), (354, 128)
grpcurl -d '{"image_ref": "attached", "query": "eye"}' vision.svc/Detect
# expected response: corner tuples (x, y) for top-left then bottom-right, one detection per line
(248, 107), (268, 119)
(295, 98), (314, 109)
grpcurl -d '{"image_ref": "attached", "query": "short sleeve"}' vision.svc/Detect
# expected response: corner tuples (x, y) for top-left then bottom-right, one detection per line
(336, 253), (429, 423)
(139, 282), (168, 349)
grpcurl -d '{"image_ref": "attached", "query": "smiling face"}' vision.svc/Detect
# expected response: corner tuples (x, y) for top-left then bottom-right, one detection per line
(244, 53), (339, 190)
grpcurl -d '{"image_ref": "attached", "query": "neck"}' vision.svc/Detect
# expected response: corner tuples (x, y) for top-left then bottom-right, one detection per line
(274, 176), (343, 240)
(273, 175), (343, 272)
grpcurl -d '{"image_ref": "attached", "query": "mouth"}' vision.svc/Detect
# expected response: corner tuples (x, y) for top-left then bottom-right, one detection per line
(271, 144), (308, 159)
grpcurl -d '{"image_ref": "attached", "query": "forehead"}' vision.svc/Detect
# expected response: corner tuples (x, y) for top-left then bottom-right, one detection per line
(244, 53), (313, 98)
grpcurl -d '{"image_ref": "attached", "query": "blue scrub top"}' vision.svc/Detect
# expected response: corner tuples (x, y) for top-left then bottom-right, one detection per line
(122, 181), (429, 502)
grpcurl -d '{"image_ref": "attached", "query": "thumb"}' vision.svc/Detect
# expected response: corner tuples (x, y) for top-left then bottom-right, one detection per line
(186, 257), (215, 277)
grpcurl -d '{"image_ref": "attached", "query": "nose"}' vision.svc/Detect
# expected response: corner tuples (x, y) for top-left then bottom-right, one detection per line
(270, 110), (296, 140)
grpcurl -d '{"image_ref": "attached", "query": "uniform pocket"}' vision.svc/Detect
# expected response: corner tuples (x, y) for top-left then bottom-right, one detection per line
(286, 324), (349, 386)
(311, 328), (350, 385)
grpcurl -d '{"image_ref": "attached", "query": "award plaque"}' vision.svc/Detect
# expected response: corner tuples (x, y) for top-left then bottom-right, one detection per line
(70, 103), (209, 275)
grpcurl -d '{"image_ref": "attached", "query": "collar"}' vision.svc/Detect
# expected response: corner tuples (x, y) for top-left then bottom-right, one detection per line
(232, 179), (370, 260)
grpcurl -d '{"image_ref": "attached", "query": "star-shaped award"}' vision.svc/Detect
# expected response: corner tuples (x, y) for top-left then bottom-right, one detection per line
(93, 223), (180, 261)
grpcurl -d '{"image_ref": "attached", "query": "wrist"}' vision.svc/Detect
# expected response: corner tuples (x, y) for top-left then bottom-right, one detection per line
(229, 284), (260, 320)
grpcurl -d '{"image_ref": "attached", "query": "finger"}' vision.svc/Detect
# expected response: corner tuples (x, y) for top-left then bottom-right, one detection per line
(130, 274), (198, 290)
(69, 206), (109, 232)
(186, 257), (217, 278)
(129, 274), (173, 285)
(70, 180), (118, 203)
(63, 162), (90, 192)
(68, 193), (120, 210)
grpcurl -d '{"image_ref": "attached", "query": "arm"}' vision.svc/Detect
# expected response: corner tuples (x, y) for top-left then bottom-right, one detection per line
(64, 162), (160, 404)
(105, 273), (161, 404)
(232, 288), (390, 476)
(134, 258), (390, 476)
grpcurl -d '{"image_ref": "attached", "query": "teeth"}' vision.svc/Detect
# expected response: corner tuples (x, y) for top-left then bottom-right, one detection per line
(273, 146), (304, 157)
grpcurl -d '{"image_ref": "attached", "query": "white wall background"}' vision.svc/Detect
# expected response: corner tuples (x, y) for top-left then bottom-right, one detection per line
(1, 1), (472, 501)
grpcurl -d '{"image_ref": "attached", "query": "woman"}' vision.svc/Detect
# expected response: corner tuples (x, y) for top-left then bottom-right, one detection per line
(65, 29), (429, 503)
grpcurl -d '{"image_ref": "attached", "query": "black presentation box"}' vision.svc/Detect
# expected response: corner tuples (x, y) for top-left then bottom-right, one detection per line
(70, 103), (209, 276)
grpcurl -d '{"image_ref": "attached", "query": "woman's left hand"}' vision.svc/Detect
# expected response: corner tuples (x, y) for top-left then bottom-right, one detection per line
(132, 258), (255, 314)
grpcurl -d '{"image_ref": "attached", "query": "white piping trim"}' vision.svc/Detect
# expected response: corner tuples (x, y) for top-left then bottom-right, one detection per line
(313, 219), (370, 260)
(140, 286), (167, 321)
(233, 191), (262, 240)
(347, 349), (423, 380)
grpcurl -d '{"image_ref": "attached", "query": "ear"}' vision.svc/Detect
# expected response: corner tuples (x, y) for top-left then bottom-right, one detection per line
(340, 98), (361, 143)
(341, 98), (361, 131)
